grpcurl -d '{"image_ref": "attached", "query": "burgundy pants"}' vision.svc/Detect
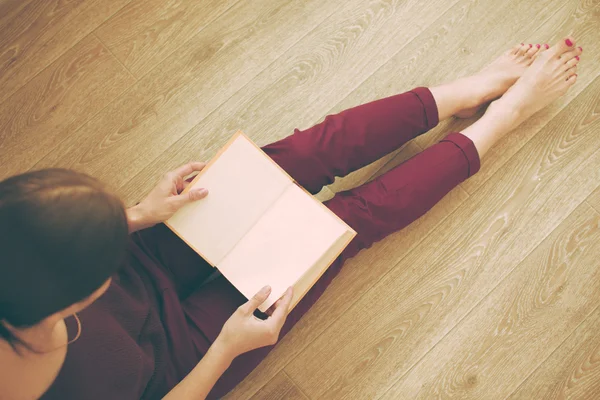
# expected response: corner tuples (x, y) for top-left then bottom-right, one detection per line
(142, 87), (480, 398)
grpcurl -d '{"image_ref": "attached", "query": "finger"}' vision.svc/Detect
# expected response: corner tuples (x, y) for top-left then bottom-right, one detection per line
(264, 303), (276, 317)
(171, 162), (206, 179)
(168, 187), (208, 209)
(240, 286), (271, 314)
(270, 287), (293, 324)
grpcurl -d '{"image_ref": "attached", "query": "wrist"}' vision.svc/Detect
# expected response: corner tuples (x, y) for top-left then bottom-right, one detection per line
(210, 336), (237, 366)
(126, 204), (155, 233)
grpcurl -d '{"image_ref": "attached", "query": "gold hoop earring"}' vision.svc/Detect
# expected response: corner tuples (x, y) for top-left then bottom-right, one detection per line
(67, 313), (82, 345)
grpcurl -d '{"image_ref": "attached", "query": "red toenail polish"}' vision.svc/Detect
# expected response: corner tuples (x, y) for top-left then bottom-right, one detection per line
(536, 44), (540, 48)
(576, 56), (580, 60)
(565, 38), (573, 47)
(544, 44), (549, 49)
(578, 46), (583, 52)
(520, 43), (524, 46)
(528, 44), (532, 48)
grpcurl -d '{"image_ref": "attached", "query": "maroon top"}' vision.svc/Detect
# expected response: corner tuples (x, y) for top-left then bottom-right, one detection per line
(41, 239), (195, 400)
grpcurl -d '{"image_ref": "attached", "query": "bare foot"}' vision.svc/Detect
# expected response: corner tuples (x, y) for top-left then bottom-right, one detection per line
(454, 43), (546, 118)
(461, 37), (582, 159)
(487, 37), (581, 131)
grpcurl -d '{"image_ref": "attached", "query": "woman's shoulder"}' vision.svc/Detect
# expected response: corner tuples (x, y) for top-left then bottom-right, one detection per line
(0, 324), (67, 400)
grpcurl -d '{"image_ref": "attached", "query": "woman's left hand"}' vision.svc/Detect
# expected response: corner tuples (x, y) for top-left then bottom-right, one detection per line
(127, 162), (208, 232)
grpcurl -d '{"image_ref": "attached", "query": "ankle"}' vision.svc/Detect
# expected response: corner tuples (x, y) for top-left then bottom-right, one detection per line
(483, 100), (521, 133)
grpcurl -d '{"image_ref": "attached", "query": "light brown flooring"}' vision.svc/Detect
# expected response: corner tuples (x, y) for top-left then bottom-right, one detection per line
(2, 0), (600, 398)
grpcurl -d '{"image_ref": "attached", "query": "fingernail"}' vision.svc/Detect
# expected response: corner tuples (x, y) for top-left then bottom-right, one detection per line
(536, 44), (540, 49)
(193, 188), (208, 198)
(262, 285), (271, 293)
(578, 46), (583, 52)
(528, 44), (532, 48)
(544, 44), (549, 49)
(575, 55), (580, 61)
(565, 38), (573, 47)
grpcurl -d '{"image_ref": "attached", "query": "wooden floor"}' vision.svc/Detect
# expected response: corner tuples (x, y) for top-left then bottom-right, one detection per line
(2, 0), (600, 398)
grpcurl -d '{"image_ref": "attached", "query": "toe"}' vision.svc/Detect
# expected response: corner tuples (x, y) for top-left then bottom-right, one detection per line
(566, 72), (578, 85)
(564, 56), (580, 70)
(550, 36), (576, 58)
(560, 49), (580, 63)
(510, 43), (522, 55)
(525, 45), (540, 57)
(564, 64), (577, 80)
(516, 43), (529, 56)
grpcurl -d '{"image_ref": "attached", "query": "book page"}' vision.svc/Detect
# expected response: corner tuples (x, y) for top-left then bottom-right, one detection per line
(218, 183), (349, 312)
(166, 134), (292, 265)
(289, 230), (355, 310)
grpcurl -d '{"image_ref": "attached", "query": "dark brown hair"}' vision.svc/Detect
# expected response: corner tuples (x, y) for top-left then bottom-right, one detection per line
(0, 169), (128, 350)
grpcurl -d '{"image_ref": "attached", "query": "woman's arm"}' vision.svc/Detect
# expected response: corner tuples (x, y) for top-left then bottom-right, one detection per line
(126, 162), (208, 233)
(163, 286), (293, 400)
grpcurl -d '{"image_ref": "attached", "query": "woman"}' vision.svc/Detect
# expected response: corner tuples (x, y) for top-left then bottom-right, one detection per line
(0, 38), (581, 399)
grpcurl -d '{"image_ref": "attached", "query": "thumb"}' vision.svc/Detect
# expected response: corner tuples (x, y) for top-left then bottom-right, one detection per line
(169, 188), (208, 209)
(240, 286), (271, 314)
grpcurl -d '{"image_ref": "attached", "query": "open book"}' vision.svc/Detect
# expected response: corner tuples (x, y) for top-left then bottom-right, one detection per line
(166, 131), (356, 312)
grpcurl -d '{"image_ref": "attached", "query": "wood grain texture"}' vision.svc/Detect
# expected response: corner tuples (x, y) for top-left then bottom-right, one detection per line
(419, 0), (600, 195)
(381, 202), (600, 399)
(284, 75), (600, 399)
(585, 185), (600, 214)
(0, 0), (132, 104)
(0, 35), (135, 179)
(120, 0), (462, 206)
(32, 0), (342, 199)
(508, 305), (600, 400)
(95, 0), (238, 77)
(1, 0), (600, 398)
(249, 372), (308, 400)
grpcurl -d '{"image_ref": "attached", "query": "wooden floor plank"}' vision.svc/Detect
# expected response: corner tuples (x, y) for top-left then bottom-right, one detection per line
(381, 201), (600, 399)
(283, 75), (600, 399)
(0, 0), (132, 104)
(0, 35), (135, 178)
(249, 372), (309, 400)
(95, 0), (238, 77)
(30, 0), (342, 195)
(507, 305), (600, 400)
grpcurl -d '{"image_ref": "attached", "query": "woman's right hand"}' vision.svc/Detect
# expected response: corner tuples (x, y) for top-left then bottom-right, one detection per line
(214, 286), (293, 360)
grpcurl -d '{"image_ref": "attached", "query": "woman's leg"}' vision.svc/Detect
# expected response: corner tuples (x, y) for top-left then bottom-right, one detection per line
(134, 43), (540, 298)
(183, 36), (580, 399)
(264, 42), (541, 194)
(262, 87), (440, 194)
(186, 131), (479, 399)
